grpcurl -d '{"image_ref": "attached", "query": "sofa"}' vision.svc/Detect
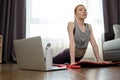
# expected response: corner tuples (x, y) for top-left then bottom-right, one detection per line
(102, 24), (120, 61)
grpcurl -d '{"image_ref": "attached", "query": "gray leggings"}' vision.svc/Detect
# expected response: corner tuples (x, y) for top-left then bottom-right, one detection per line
(53, 48), (83, 64)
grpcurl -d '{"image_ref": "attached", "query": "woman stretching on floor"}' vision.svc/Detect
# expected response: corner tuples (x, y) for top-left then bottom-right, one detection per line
(53, 4), (105, 65)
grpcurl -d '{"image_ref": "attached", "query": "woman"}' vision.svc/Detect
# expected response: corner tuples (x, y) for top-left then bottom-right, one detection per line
(53, 4), (103, 65)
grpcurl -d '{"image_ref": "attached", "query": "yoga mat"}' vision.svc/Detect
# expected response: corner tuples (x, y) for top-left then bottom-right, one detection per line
(75, 61), (120, 68)
(53, 64), (81, 69)
(53, 61), (120, 69)
(66, 65), (81, 69)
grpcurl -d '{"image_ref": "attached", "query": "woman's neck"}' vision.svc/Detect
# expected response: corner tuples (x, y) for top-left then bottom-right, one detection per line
(76, 19), (84, 26)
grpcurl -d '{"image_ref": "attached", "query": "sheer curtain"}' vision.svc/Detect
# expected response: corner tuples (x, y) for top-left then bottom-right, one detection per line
(26, 0), (104, 60)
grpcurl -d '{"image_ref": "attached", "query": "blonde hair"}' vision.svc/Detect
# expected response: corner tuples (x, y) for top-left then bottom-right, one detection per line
(74, 4), (86, 21)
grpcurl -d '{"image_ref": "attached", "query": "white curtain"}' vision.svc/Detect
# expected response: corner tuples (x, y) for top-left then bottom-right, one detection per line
(26, 0), (104, 60)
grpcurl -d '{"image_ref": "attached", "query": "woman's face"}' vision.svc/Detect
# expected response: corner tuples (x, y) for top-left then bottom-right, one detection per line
(75, 6), (87, 20)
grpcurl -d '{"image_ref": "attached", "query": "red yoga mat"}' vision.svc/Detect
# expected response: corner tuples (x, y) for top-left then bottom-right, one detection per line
(53, 64), (80, 69)
(66, 64), (81, 69)
(75, 61), (120, 68)
(53, 61), (120, 69)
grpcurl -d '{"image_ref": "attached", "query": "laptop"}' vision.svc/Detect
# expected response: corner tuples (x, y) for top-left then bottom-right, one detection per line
(14, 36), (67, 71)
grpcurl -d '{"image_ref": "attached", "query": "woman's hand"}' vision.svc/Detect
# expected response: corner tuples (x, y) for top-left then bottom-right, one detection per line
(71, 61), (81, 65)
(71, 62), (77, 65)
(97, 60), (111, 64)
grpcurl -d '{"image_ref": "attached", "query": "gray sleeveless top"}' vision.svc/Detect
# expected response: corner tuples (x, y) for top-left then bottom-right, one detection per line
(74, 22), (90, 49)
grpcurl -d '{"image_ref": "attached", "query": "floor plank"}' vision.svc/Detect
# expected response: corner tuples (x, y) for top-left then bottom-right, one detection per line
(0, 64), (120, 80)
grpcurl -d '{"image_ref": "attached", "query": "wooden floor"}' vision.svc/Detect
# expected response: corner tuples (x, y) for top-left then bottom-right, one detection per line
(0, 64), (120, 80)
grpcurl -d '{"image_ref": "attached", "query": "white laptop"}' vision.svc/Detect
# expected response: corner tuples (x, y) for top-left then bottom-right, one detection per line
(14, 36), (67, 71)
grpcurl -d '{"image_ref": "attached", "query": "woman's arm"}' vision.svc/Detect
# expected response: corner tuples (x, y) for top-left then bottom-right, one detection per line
(67, 22), (76, 64)
(89, 24), (101, 62)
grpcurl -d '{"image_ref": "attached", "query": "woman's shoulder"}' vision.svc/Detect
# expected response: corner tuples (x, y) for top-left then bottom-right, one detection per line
(85, 23), (92, 30)
(67, 21), (74, 29)
(68, 21), (74, 26)
(85, 23), (91, 26)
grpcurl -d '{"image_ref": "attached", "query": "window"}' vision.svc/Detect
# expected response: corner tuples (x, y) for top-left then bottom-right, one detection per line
(26, 0), (104, 58)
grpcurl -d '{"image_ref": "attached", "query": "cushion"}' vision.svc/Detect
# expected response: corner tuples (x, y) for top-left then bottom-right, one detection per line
(103, 38), (120, 51)
(113, 24), (120, 39)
